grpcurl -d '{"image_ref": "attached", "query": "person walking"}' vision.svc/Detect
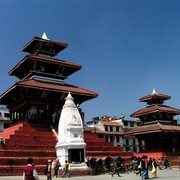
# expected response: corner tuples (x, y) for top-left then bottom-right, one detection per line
(46, 160), (52, 180)
(152, 159), (158, 178)
(53, 159), (60, 178)
(111, 159), (121, 177)
(62, 160), (70, 178)
(23, 158), (39, 180)
(140, 156), (148, 180)
(0, 137), (7, 150)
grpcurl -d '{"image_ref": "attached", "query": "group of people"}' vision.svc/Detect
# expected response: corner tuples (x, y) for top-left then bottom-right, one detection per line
(20, 155), (173, 179)
(23, 158), (70, 180)
(45, 159), (70, 179)
(157, 158), (171, 169)
(131, 155), (163, 179)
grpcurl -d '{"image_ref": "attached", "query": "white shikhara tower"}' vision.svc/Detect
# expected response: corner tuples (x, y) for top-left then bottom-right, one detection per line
(56, 92), (86, 166)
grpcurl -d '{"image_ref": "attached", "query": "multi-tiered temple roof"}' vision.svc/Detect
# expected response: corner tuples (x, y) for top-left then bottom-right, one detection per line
(130, 89), (180, 125)
(125, 89), (180, 153)
(0, 33), (98, 124)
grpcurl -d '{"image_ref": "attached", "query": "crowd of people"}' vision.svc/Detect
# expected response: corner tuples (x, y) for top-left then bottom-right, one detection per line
(23, 158), (70, 180)
(130, 156), (171, 179)
(22, 156), (171, 179)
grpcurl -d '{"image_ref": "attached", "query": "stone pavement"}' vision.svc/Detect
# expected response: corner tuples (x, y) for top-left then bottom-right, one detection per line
(0, 168), (179, 180)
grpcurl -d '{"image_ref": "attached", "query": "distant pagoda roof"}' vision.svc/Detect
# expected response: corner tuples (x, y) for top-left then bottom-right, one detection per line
(130, 104), (180, 118)
(124, 123), (180, 136)
(130, 89), (180, 124)
(21, 34), (68, 56)
(140, 88), (171, 105)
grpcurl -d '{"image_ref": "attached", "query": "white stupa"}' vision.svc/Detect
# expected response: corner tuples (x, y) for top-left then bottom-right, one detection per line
(56, 92), (87, 168)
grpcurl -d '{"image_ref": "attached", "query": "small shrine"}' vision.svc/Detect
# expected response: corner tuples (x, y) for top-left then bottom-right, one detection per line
(125, 89), (180, 153)
(56, 92), (90, 172)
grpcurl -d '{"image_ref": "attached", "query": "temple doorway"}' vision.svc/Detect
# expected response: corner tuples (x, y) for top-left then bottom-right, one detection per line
(68, 149), (84, 163)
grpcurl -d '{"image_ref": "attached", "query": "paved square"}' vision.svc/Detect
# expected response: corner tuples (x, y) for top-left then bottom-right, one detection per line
(0, 168), (179, 180)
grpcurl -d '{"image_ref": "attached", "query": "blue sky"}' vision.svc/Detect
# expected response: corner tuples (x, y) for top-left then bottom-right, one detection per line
(1, 0), (180, 121)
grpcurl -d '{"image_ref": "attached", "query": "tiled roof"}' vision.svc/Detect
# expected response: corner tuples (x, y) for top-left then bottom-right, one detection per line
(103, 131), (123, 135)
(21, 36), (68, 56)
(84, 127), (104, 134)
(0, 79), (98, 100)
(101, 121), (122, 127)
(124, 123), (180, 136)
(8, 54), (82, 76)
(130, 105), (180, 118)
(84, 126), (123, 135)
(139, 93), (171, 102)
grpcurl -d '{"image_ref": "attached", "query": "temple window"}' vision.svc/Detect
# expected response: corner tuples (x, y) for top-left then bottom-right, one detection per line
(4, 113), (11, 118)
(110, 136), (114, 142)
(133, 139), (136, 145)
(116, 136), (120, 143)
(105, 136), (108, 142)
(124, 121), (128, 126)
(126, 139), (129, 145)
(130, 122), (134, 127)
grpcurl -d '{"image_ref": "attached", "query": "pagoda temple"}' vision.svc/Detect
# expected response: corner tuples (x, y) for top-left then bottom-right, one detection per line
(125, 89), (180, 157)
(0, 33), (98, 126)
(0, 34), (133, 176)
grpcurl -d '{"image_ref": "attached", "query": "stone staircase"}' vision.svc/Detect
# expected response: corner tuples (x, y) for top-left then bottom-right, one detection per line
(0, 122), (57, 176)
(84, 128), (133, 161)
(0, 123), (133, 176)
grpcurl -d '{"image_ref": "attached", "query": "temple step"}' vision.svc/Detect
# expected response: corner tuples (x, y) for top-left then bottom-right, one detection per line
(0, 122), (57, 175)
(86, 146), (123, 151)
(0, 149), (56, 157)
(0, 122), (134, 176)
(0, 157), (54, 166)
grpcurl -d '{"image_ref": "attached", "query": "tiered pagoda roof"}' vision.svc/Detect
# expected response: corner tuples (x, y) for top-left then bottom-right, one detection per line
(131, 105), (180, 119)
(21, 34), (68, 56)
(125, 122), (180, 136)
(139, 88), (171, 105)
(125, 89), (180, 153)
(0, 33), (98, 112)
(130, 89), (180, 124)
(8, 54), (82, 80)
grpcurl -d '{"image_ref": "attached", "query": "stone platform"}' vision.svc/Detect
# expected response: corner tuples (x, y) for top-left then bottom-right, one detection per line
(0, 168), (179, 180)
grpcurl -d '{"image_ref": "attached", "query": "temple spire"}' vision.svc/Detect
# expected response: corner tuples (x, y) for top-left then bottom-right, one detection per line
(56, 92), (86, 165)
(152, 88), (157, 94)
(42, 32), (49, 40)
